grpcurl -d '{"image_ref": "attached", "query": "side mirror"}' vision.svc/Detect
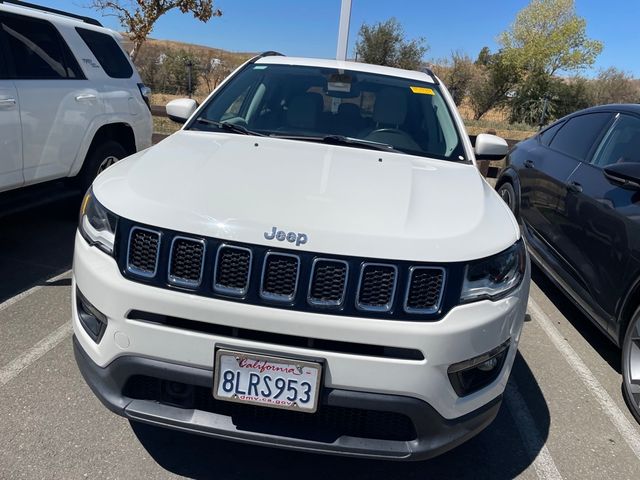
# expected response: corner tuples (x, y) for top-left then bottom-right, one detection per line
(603, 162), (640, 190)
(475, 133), (509, 161)
(166, 98), (198, 124)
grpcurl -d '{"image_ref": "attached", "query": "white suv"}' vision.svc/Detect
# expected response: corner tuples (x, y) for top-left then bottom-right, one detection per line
(73, 53), (530, 460)
(0, 0), (152, 194)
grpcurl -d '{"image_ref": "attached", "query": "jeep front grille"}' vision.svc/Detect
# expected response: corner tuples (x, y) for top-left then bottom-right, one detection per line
(356, 264), (397, 312)
(168, 237), (205, 287)
(127, 227), (161, 277)
(308, 259), (348, 306)
(119, 221), (450, 321)
(261, 253), (300, 301)
(214, 245), (252, 296)
(404, 267), (445, 313)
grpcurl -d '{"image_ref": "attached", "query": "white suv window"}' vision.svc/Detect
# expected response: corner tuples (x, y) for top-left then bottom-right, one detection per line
(75, 28), (133, 79)
(1, 12), (83, 79)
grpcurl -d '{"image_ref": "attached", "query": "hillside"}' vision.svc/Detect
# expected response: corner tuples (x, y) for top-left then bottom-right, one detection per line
(121, 36), (256, 67)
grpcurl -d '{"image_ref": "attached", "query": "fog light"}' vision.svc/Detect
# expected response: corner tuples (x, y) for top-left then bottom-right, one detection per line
(477, 357), (499, 372)
(161, 380), (193, 407)
(76, 288), (108, 343)
(448, 339), (510, 397)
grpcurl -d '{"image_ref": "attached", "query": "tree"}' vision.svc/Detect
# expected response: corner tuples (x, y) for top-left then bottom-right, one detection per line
(475, 46), (491, 67)
(199, 55), (232, 92)
(590, 67), (640, 105)
(499, 0), (602, 75)
(132, 41), (163, 89)
(509, 72), (590, 126)
(432, 52), (476, 106)
(159, 49), (201, 95)
(354, 18), (427, 70)
(90, 0), (222, 61)
(467, 49), (521, 120)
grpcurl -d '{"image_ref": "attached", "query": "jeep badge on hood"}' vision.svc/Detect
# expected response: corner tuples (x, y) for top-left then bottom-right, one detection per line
(264, 227), (308, 247)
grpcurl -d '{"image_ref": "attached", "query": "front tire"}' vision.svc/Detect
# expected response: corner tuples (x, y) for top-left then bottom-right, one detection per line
(497, 181), (518, 219)
(622, 306), (640, 424)
(80, 140), (127, 190)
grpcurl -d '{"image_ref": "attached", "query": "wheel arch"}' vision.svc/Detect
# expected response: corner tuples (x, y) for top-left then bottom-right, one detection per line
(495, 166), (522, 217)
(70, 121), (137, 178)
(617, 275), (640, 346)
(495, 166), (521, 195)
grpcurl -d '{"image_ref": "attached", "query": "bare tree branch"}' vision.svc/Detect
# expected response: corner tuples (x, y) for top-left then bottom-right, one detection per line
(89, 0), (222, 61)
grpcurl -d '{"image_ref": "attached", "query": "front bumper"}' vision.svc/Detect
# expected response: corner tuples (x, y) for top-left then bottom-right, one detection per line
(72, 231), (530, 459)
(74, 335), (502, 461)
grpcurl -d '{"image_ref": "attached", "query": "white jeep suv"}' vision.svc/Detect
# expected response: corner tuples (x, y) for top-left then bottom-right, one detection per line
(0, 0), (152, 194)
(73, 52), (530, 460)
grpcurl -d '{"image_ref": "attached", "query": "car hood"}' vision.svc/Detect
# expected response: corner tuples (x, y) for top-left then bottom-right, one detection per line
(93, 130), (519, 262)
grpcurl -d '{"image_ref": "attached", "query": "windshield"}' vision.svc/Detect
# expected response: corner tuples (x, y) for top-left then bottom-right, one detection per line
(188, 63), (465, 161)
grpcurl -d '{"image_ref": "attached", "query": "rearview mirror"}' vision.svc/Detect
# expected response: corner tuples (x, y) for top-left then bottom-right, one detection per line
(604, 162), (640, 190)
(166, 98), (198, 124)
(475, 133), (508, 161)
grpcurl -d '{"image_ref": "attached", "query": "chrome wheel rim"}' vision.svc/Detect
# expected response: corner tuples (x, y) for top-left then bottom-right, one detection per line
(98, 155), (119, 174)
(624, 318), (640, 413)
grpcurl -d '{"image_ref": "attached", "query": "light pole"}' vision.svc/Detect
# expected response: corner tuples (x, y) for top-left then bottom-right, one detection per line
(336, 0), (352, 61)
(186, 60), (193, 98)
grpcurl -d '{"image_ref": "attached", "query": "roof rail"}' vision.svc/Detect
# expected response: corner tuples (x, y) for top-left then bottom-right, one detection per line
(0, 0), (103, 26)
(249, 51), (284, 63)
(421, 66), (440, 85)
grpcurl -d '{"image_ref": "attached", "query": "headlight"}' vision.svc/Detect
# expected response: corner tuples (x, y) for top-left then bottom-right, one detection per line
(460, 240), (526, 302)
(78, 189), (118, 255)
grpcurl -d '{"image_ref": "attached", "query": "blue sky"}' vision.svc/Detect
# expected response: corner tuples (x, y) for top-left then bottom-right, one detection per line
(42, 0), (640, 76)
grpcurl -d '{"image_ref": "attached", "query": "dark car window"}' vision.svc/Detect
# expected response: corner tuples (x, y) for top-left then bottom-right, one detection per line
(538, 121), (564, 146)
(0, 13), (83, 79)
(76, 28), (133, 79)
(592, 114), (640, 167)
(549, 113), (612, 160)
(190, 63), (465, 161)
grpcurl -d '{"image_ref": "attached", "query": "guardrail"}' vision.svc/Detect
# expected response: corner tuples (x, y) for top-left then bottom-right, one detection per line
(150, 105), (168, 118)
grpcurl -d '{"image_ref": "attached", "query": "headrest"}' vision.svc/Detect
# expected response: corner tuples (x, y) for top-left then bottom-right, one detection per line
(338, 102), (361, 118)
(373, 88), (407, 125)
(287, 93), (323, 129)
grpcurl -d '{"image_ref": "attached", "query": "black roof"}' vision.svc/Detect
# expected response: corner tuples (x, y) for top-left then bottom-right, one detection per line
(571, 103), (640, 115)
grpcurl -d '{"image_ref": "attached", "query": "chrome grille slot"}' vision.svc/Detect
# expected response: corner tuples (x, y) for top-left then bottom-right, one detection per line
(404, 267), (445, 313)
(308, 259), (348, 306)
(127, 227), (161, 277)
(168, 237), (205, 287)
(357, 263), (397, 312)
(261, 252), (300, 302)
(214, 245), (252, 296)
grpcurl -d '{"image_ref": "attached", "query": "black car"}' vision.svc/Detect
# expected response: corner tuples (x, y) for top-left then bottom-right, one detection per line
(496, 104), (640, 421)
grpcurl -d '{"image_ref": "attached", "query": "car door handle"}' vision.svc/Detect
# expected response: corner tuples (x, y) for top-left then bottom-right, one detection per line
(0, 98), (16, 108)
(567, 181), (583, 193)
(75, 93), (97, 102)
(524, 159), (535, 168)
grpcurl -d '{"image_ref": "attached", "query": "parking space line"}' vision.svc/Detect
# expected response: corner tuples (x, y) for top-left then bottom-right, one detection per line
(0, 269), (72, 315)
(505, 381), (563, 480)
(529, 298), (640, 460)
(0, 322), (71, 387)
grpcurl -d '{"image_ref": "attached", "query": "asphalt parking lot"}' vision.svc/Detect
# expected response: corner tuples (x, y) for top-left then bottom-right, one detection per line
(1, 195), (640, 479)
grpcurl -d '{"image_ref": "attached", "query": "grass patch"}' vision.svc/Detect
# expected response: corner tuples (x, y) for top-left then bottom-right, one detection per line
(153, 116), (181, 136)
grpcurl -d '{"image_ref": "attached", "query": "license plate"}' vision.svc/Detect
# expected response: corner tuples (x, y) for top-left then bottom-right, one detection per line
(213, 349), (322, 413)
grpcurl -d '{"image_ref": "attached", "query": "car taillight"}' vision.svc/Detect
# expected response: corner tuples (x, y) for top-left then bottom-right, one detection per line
(137, 83), (151, 110)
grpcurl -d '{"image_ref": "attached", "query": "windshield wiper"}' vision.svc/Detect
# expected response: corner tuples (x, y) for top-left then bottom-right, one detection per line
(321, 135), (403, 153)
(271, 134), (403, 153)
(194, 118), (265, 136)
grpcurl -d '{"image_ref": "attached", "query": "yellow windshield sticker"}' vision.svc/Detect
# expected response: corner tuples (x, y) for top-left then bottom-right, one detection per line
(410, 86), (435, 95)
